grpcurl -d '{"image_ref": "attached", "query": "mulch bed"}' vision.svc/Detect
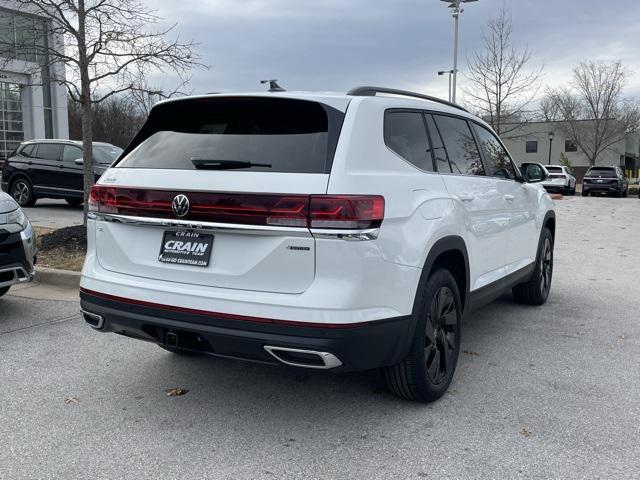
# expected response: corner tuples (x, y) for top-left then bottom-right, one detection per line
(37, 225), (87, 271)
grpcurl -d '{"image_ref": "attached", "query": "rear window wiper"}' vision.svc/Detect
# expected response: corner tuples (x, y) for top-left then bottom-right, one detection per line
(191, 159), (272, 170)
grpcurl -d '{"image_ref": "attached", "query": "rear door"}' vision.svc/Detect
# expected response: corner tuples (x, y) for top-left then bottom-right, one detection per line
(30, 143), (64, 193)
(426, 114), (509, 291)
(94, 96), (347, 294)
(61, 144), (84, 193)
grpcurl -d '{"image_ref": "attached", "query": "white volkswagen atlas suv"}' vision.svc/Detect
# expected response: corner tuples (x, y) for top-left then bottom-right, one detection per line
(80, 87), (556, 402)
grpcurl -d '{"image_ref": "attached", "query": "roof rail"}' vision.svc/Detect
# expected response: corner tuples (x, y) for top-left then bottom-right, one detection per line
(347, 86), (468, 113)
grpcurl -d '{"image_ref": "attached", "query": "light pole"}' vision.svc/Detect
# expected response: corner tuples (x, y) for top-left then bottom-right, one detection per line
(440, 0), (478, 104)
(438, 69), (454, 102)
(548, 131), (555, 165)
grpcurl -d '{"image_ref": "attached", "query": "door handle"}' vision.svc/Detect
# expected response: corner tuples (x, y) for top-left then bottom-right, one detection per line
(504, 194), (515, 202)
(457, 194), (475, 203)
(57, 164), (64, 169)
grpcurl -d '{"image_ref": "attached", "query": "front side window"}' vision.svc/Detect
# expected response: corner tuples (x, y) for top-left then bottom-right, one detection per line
(20, 144), (35, 157)
(63, 145), (82, 163)
(473, 124), (516, 180)
(384, 110), (433, 171)
(432, 115), (485, 176)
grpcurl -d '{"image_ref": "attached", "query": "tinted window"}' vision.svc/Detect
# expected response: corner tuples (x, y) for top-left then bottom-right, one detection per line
(35, 143), (63, 161)
(20, 144), (35, 157)
(384, 111), (433, 171)
(586, 168), (615, 178)
(473, 124), (516, 180)
(63, 145), (82, 163)
(525, 141), (538, 153)
(546, 166), (563, 173)
(116, 98), (343, 173)
(433, 115), (485, 176)
(565, 140), (578, 152)
(425, 115), (451, 173)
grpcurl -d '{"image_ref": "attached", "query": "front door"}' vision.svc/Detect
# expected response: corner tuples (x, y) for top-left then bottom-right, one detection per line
(472, 123), (540, 273)
(61, 144), (84, 193)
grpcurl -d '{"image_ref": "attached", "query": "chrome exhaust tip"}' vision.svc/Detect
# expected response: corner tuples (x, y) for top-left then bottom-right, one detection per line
(81, 309), (105, 330)
(264, 346), (342, 369)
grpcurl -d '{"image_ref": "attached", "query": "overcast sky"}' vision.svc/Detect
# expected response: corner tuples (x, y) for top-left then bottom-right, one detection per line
(147, 0), (640, 101)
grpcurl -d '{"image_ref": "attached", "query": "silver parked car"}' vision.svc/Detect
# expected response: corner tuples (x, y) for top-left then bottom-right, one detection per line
(0, 191), (37, 297)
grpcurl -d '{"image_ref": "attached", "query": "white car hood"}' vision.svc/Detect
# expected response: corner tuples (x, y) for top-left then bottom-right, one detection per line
(0, 191), (19, 215)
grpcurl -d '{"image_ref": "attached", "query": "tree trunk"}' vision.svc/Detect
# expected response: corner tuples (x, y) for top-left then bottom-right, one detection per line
(80, 94), (93, 225)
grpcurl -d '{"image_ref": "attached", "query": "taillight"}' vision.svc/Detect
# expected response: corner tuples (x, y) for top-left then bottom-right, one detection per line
(309, 195), (384, 229)
(88, 186), (384, 230)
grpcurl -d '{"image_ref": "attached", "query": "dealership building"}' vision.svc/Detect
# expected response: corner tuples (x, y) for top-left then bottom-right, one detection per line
(0, 3), (68, 160)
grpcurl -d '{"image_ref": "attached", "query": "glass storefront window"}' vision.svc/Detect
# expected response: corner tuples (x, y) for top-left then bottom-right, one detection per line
(0, 82), (24, 160)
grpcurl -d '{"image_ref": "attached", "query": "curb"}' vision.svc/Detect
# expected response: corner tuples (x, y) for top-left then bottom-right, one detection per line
(35, 267), (81, 289)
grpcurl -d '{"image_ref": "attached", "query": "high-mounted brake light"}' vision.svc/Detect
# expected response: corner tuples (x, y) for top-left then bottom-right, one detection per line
(88, 186), (384, 230)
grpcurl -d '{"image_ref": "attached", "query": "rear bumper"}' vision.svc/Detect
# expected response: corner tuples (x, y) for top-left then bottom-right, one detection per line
(80, 289), (415, 372)
(582, 183), (621, 192)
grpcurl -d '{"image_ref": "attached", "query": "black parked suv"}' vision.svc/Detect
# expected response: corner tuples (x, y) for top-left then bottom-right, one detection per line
(0, 140), (123, 207)
(581, 166), (628, 197)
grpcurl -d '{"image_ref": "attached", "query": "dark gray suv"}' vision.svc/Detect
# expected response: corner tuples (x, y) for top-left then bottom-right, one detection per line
(0, 140), (123, 207)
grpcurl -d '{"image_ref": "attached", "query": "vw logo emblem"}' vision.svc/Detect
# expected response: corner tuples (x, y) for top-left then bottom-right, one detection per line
(171, 194), (190, 218)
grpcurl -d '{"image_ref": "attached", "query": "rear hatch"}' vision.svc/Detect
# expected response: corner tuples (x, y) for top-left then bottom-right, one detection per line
(92, 96), (348, 294)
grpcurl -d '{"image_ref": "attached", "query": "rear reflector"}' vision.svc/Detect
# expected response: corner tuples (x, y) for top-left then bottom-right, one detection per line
(89, 186), (384, 230)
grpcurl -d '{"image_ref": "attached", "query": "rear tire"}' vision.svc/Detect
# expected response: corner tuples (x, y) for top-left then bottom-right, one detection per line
(383, 268), (462, 403)
(65, 197), (83, 206)
(513, 228), (553, 306)
(582, 190), (589, 197)
(0, 286), (10, 297)
(10, 178), (36, 207)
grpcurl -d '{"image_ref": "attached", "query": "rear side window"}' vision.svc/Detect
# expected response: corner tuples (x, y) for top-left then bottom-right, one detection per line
(116, 98), (344, 173)
(63, 145), (83, 163)
(384, 110), (433, 172)
(473, 124), (516, 180)
(433, 115), (485, 176)
(425, 115), (450, 173)
(35, 144), (63, 161)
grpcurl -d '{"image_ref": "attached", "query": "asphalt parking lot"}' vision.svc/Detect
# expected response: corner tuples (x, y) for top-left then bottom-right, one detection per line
(23, 199), (84, 229)
(1, 196), (639, 479)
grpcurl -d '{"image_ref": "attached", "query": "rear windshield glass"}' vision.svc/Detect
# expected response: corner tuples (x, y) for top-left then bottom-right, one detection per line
(115, 97), (345, 173)
(546, 167), (562, 173)
(586, 168), (615, 177)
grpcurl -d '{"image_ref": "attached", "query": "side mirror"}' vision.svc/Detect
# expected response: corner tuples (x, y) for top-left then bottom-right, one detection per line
(74, 158), (84, 165)
(521, 163), (548, 183)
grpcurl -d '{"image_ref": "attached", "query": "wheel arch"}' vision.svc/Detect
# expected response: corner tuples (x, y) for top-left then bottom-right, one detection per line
(416, 236), (470, 314)
(543, 210), (556, 240)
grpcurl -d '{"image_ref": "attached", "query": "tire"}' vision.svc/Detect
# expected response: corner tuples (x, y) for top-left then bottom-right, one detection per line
(512, 228), (554, 306)
(65, 197), (84, 206)
(622, 189), (628, 198)
(383, 268), (462, 403)
(158, 345), (194, 355)
(570, 186), (576, 196)
(10, 178), (36, 207)
(582, 190), (589, 197)
(0, 286), (10, 298)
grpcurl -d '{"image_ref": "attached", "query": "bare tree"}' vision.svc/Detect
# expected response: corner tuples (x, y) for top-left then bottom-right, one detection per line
(463, 8), (544, 137)
(1, 0), (203, 221)
(546, 61), (640, 166)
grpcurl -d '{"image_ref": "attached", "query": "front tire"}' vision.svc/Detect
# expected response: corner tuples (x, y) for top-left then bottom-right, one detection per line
(0, 286), (10, 298)
(383, 268), (462, 403)
(513, 228), (553, 306)
(10, 178), (36, 207)
(582, 189), (589, 197)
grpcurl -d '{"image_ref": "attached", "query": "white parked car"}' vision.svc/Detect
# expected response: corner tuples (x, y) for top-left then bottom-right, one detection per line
(0, 191), (36, 297)
(79, 87), (556, 402)
(541, 165), (576, 195)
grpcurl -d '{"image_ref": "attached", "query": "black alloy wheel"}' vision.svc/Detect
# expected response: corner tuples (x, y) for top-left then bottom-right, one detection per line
(383, 268), (462, 402)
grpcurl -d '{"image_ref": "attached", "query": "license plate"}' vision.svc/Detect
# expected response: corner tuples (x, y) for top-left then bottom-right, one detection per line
(596, 179), (603, 183)
(159, 231), (213, 267)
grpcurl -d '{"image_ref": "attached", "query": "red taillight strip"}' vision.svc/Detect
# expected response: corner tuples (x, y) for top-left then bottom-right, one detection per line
(80, 288), (370, 329)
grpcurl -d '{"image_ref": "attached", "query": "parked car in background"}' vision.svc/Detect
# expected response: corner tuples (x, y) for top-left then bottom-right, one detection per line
(582, 166), (628, 197)
(541, 165), (576, 195)
(79, 87), (556, 403)
(0, 191), (36, 298)
(0, 140), (123, 207)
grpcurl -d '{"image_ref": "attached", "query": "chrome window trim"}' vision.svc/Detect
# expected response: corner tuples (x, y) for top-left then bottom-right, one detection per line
(90, 213), (381, 241)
